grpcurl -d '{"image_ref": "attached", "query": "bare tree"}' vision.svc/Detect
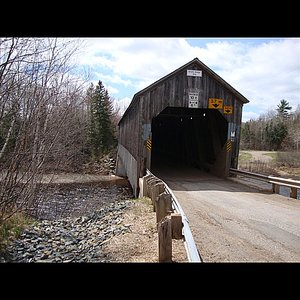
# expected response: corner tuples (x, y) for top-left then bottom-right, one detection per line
(0, 38), (89, 222)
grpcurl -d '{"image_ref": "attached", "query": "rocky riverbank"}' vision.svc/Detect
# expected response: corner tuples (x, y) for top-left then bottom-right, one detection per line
(30, 181), (132, 221)
(0, 176), (134, 263)
(1, 199), (133, 263)
(1, 175), (187, 263)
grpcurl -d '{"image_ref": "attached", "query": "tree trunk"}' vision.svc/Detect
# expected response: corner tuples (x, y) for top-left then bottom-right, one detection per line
(0, 116), (15, 160)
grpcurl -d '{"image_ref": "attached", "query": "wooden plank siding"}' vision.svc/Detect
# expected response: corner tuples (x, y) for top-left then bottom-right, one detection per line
(117, 58), (249, 196)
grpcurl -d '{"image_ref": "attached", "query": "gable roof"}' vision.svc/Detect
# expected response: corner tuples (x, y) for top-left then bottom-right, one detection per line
(119, 57), (249, 124)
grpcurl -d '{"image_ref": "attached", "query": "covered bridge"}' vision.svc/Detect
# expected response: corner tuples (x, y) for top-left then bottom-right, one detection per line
(116, 58), (249, 196)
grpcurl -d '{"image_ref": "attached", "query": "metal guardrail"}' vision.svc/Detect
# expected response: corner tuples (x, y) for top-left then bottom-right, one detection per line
(229, 168), (300, 198)
(229, 168), (300, 186)
(146, 169), (202, 262)
(164, 183), (202, 262)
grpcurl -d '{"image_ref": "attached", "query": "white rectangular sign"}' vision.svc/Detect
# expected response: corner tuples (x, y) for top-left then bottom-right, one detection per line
(188, 92), (199, 108)
(189, 100), (198, 108)
(187, 69), (202, 77)
(188, 93), (199, 101)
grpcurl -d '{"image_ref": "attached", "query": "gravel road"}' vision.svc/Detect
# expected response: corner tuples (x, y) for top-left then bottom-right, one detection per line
(154, 166), (300, 262)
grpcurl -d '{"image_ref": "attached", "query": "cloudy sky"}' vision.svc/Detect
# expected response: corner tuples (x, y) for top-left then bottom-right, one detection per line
(74, 38), (300, 122)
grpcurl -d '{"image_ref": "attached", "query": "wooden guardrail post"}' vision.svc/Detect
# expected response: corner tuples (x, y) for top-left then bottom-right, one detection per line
(145, 177), (156, 198)
(145, 169), (201, 262)
(158, 215), (172, 262)
(141, 174), (152, 197)
(145, 177), (154, 198)
(156, 192), (172, 223)
(151, 182), (164, 212)
(272, 183), (280, 194)
(146, 177), (160, 197)
(171, 213), (183, 240)
(290, 187), (297, 199)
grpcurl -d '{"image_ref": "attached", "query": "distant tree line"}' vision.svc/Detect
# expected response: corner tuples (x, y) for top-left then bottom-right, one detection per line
(240, 100), (300, 151)
(0, 38), (120, 222)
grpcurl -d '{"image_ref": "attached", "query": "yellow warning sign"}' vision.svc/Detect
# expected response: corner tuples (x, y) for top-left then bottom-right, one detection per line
(208, 98), (223, 109)
(146, 139), (152, 151)
(224, 105), (233, 114)
(226, 140), (232, 152)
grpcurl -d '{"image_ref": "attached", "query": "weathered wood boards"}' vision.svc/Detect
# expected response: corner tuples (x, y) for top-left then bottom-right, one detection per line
(117, 57), (249, 197)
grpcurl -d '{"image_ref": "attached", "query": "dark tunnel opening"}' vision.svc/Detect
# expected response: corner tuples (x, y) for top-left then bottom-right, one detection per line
(151, 107), (228, 175)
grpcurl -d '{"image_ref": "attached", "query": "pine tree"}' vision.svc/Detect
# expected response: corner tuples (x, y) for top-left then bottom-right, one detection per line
(276, 99), (292, 119)
(271, 121), (288, 150)
(87, 81), (117, 159)
(99, 89), (117, 152)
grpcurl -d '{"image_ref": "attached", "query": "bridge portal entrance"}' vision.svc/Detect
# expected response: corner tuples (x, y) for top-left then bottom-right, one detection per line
(151, 107), (228, 177)
(117, 58), (249, 196)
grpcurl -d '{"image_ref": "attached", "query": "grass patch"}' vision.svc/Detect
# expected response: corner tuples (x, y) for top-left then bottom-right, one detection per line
(275, 151), (300, 179)
(238, 161), (280, 176)
(238, 151), (300, 179)
(238, 151), (253, 162)
(134, 197), (152, 205)
(131, 197), (153, 216)
(263, 152), (277, 160)
(276, 151), (300, 168)
(0, 213), (36, 253)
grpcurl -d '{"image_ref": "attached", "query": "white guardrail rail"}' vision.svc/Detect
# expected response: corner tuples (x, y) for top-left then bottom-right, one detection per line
(146, 169), (202, 262)
(229, 168), (300, 199)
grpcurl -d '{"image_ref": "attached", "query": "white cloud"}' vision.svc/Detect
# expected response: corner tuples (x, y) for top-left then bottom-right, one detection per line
(77, 38), (196, 88)
(76, 38), (300, 118)
(211, 39), (300, 112)
(94, 72), (132, 87)
(113, 97), (132, 116)
(105, 85), (119, 94)
(242, 111), (260, 122)
(193, 41), (249, 71)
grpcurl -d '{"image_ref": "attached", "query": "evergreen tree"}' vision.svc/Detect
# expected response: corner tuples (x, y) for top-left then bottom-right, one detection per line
(276, 99), (292, 119)
(87, 80), (117, 159)
(269, 121), (288, 150)
(241, 101), (294, 151)
(241, 122), (253, 149)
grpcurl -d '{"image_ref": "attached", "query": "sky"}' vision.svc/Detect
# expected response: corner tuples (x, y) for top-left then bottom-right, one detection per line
(73, 38), (300, 122)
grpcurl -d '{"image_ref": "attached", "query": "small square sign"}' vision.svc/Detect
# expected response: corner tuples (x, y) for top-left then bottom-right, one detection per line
(189, 100), (199, 108)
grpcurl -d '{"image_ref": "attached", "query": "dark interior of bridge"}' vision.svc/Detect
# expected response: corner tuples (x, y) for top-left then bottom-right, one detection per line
(151, 107), (228, 174)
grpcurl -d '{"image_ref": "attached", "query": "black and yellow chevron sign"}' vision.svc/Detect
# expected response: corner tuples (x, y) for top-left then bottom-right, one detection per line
(226, 140), (232, 152)
(146, 139), (152, 151)
(208, 98), (223, 109)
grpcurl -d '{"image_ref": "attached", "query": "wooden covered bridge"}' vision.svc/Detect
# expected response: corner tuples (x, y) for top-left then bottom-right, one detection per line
(116, 58), (249, 196)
